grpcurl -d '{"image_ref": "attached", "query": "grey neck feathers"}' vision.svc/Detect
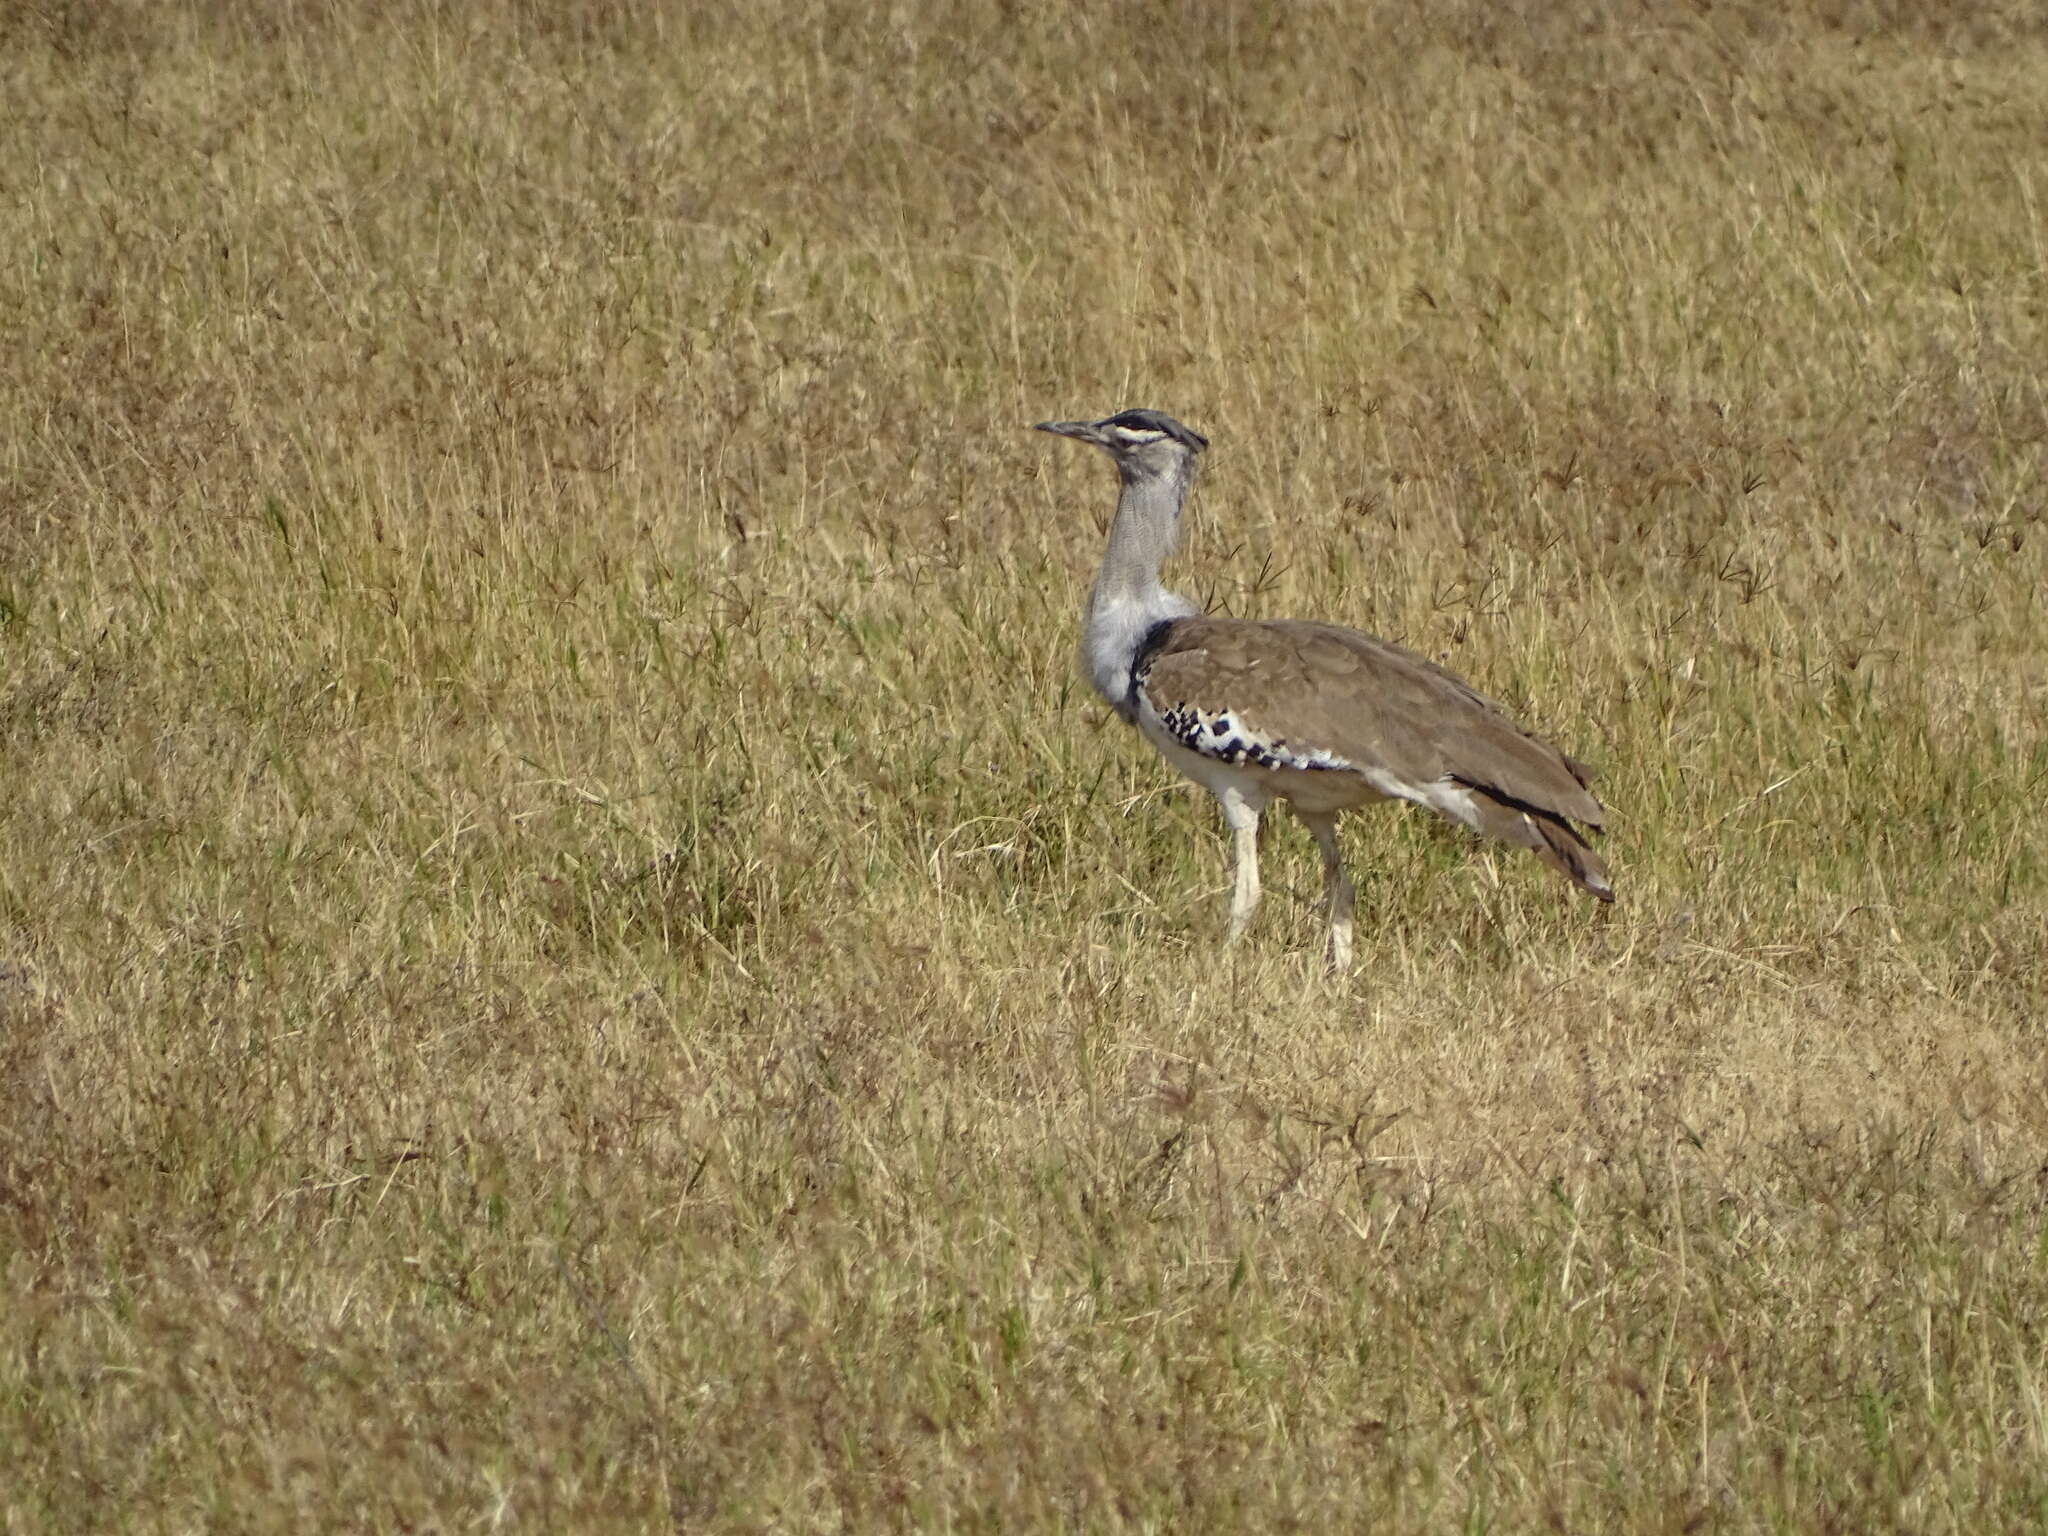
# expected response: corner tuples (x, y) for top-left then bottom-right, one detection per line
(1081, 457), (1200, 718)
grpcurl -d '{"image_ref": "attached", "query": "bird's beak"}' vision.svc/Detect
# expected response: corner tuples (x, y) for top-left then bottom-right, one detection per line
(1034, 419), (1103, 444)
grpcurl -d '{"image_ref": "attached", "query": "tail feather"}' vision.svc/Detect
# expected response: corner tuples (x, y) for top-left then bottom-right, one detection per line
(1460, 787), (1615, 902)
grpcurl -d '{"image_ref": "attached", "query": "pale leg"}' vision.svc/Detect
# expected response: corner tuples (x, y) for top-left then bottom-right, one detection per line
(1300, 811), (1355, 972)
(1217, 788), (1265, 945)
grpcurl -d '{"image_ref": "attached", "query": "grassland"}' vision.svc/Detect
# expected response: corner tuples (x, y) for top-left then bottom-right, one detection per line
(3, 0), (2047, 1528)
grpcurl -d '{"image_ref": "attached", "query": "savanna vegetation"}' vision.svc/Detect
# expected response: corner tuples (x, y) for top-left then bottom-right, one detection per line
(3, 0), (2047, 1527)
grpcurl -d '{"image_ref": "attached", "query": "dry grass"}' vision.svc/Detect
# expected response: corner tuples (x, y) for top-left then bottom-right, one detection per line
(4, 0), (2048, 1527)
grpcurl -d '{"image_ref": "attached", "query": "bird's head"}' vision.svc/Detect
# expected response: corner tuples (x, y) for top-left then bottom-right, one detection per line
(1034, 409), (1208, 484)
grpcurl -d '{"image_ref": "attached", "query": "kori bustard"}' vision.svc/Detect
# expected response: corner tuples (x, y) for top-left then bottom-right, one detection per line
(1036, 408), (1612, 969)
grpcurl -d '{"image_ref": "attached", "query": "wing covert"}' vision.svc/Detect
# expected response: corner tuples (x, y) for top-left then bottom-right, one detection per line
(1132, 618), (1603, 829)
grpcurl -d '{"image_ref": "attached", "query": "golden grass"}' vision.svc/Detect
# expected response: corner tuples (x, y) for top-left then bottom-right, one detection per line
(4, 0), (2048, 1527)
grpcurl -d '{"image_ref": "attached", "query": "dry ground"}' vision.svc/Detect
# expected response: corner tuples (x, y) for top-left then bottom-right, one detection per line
(3, 0), (2047, 1528)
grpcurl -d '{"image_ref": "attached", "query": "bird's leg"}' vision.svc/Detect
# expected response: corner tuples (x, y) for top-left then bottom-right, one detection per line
(1301, 812), (1355, 972)
(1219, 790), (1265, 945)
(1227, 820), (1262, 943)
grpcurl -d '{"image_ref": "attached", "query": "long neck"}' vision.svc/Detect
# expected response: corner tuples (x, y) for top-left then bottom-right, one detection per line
(1090, 463), (1188, 605)
(1082, 460), (1200, 716)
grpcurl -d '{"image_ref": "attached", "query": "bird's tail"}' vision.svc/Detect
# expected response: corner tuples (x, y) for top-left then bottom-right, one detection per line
(1463, 791), (1615, 903)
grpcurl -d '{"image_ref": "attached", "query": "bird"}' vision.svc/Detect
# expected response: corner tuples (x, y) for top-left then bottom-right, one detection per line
(1035, 407), (1612, 970)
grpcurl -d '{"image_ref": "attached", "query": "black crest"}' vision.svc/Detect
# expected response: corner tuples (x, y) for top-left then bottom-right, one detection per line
(1102, 409), (1208, 452)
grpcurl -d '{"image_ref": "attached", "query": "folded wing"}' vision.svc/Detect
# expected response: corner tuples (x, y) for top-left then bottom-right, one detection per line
(1133, 618), (1612, 899)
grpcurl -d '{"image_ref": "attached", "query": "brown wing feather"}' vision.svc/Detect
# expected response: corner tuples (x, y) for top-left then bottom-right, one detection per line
(1139, 618), (1604, 827)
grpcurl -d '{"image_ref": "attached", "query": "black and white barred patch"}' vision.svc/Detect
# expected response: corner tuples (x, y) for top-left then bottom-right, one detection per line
(1151, 700), (1353, 775)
